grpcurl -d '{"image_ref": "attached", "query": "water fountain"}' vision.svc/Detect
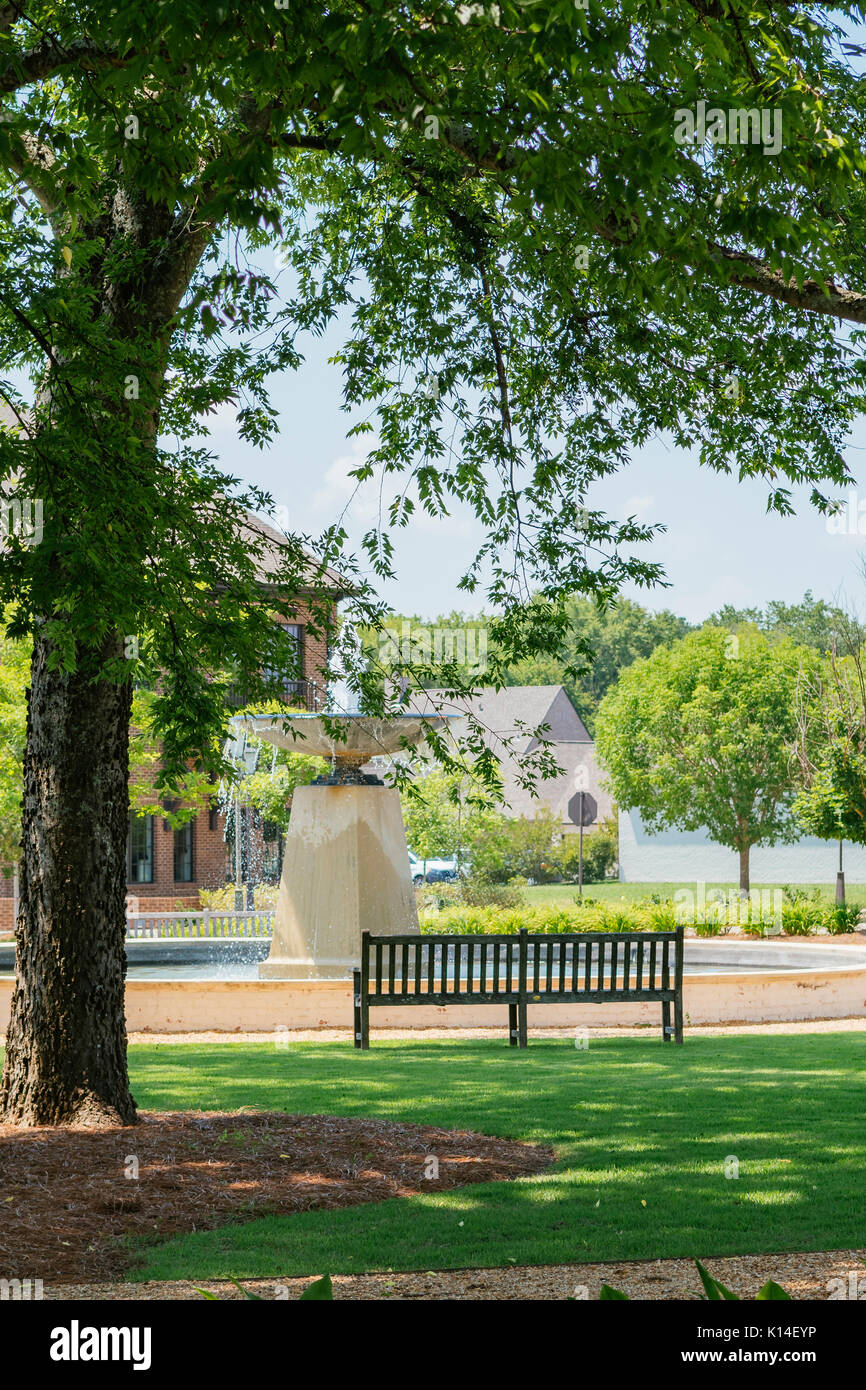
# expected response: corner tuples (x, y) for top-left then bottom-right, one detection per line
(236, 712), (448, 979)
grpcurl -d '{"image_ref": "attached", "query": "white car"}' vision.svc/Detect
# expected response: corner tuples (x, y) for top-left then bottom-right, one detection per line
(408, 850), (459, 884)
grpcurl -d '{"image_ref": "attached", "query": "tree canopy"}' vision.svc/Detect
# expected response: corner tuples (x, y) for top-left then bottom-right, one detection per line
(707, 592), (848, 655)
(3, 2), (866, 771)
(793, 610), (866, 843)
(595, 624), (818, 891)
(4, 1), (866, 1124)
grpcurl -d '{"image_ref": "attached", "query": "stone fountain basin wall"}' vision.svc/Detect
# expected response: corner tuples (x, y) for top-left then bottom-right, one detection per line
(1, 940), (865, 1032)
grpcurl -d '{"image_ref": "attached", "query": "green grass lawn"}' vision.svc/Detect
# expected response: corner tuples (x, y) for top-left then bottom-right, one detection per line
(126, 1033), (866, 1281)
(525, 881), (866, 907)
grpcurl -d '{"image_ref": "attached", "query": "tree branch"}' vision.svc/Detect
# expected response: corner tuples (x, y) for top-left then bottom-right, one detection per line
(0, 37), (118, 96)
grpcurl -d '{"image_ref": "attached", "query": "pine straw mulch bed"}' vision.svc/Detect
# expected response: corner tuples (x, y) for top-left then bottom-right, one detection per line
(0, 1110), (553, 1284)
(39, 1248), (866, 1301)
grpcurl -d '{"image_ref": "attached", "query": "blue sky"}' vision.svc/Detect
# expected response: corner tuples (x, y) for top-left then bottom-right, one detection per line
(200, 310), (866, 626)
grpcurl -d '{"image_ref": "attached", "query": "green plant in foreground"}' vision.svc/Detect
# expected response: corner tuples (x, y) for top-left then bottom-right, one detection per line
(196, 1275), (333, 1301)
(598, 1260), (791, 1301)
(826, 903), (861, 934)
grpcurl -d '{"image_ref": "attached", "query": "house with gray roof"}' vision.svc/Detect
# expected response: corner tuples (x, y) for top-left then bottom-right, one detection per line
(403, 685), (612, 832)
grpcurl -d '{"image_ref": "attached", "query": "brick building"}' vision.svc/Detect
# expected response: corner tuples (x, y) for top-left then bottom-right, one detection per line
(0, 514), (344, 925)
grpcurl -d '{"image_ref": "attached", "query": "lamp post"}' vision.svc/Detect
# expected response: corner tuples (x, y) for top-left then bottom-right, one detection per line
(836, 835), (845, 906)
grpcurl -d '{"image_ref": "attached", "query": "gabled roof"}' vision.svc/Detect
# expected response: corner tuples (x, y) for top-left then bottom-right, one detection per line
(404, 684), (591, 751)
(242, 513), (350, 596)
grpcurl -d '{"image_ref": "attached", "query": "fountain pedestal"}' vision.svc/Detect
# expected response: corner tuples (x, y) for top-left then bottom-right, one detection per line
(259, 783), (419, 979)
(236, 712), (449, 981)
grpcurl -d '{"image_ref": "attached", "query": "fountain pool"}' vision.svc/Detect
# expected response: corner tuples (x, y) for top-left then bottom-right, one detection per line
(1, 938), (865, 1030)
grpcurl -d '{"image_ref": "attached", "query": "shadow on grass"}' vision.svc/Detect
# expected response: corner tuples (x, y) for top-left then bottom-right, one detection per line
(124, 1033), (866, 1280)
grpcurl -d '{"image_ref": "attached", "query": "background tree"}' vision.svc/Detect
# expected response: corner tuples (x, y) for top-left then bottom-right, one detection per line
(793, 609), (866, 850)
(401, 768), (501, 869)
(595, 626), (817, 893)
(504, 597), (692, 733)
(708, 592), (846, 657)
(1, 3), (866, 1124)
(238, 745), (328, 837)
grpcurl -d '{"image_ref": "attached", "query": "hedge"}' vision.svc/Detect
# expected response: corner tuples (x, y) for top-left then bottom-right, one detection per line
(417, 899), (861, 936)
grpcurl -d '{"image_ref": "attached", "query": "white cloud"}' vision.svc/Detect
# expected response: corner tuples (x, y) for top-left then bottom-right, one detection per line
(622, 493), (656, 519)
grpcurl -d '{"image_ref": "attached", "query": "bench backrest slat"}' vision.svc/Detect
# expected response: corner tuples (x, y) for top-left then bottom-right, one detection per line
(362, 928), (682, 1003)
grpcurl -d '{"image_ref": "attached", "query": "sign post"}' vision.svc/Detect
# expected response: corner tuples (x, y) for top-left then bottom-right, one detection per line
(567, 767), (596, 900)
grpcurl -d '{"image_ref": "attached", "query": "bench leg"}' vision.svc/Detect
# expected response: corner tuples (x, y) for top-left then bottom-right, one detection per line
(674, 994), (684, 1044)
(353, 968), (370, 1050)
(518, 995), (528, 1049)
(662, 1000), (671, 1042)
(353, 969), (364, 1050)
(508, 1003), (518, 1047)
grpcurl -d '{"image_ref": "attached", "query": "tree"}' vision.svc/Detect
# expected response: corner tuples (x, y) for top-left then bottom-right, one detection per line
(708, 593), (846, 657)
(505, 597), (692, 733)
(401, 768), (500, 869)
(0, 630), (215, 866)
(1, 3), (866, 1124)
(595, 626), (817, 893)
(239, 747), (328, 837)
(793, 610), (866, 848)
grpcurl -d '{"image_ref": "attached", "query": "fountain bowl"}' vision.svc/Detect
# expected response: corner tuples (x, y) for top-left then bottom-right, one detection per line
(238, 712), (451, 768)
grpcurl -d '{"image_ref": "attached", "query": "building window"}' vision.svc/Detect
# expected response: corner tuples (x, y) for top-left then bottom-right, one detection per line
(174, 822), (194, 882)
(262, 623), (306, 702)
(127, 815), (154, 884)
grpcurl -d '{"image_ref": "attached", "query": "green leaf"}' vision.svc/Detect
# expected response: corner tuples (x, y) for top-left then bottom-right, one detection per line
(229, 1278), (264, 1300)
(695, 1260), (739, 1301)
(299, 1274), (334, 1301)
(599, 1284), (629, 1300)
(755, 1280), (791, 1301)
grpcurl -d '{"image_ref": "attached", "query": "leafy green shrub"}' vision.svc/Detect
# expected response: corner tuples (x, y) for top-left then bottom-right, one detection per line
(781, 900), (822, 935)
(465, 809), (618, 886)
(459, 874), (526, 908)
(420, 902), (668, 935)
(556, 818), (618, 884)
(826, 902), (862, 934)
(200, 883), (279, 910)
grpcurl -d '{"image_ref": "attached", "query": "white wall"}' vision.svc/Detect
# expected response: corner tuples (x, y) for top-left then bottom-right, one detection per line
(618, 809), (866, 883)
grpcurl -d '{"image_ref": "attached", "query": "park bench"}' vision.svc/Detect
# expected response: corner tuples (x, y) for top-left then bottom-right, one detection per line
(353, 925), (684, 1048)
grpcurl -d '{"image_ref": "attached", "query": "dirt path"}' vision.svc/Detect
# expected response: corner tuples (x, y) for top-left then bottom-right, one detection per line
(39, 1247), (866, 1300)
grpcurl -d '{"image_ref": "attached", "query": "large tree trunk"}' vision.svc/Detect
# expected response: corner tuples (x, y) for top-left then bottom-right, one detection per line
(0, 631), (135, 1126)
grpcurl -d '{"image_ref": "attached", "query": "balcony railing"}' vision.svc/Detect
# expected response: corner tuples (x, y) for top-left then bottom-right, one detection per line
(275, 679), (323, 711)
(227, 678), (323, 712)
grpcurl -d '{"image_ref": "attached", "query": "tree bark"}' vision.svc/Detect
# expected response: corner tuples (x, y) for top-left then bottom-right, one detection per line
(738, 844), (750, 898)
(0, 630), (136, 1126)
